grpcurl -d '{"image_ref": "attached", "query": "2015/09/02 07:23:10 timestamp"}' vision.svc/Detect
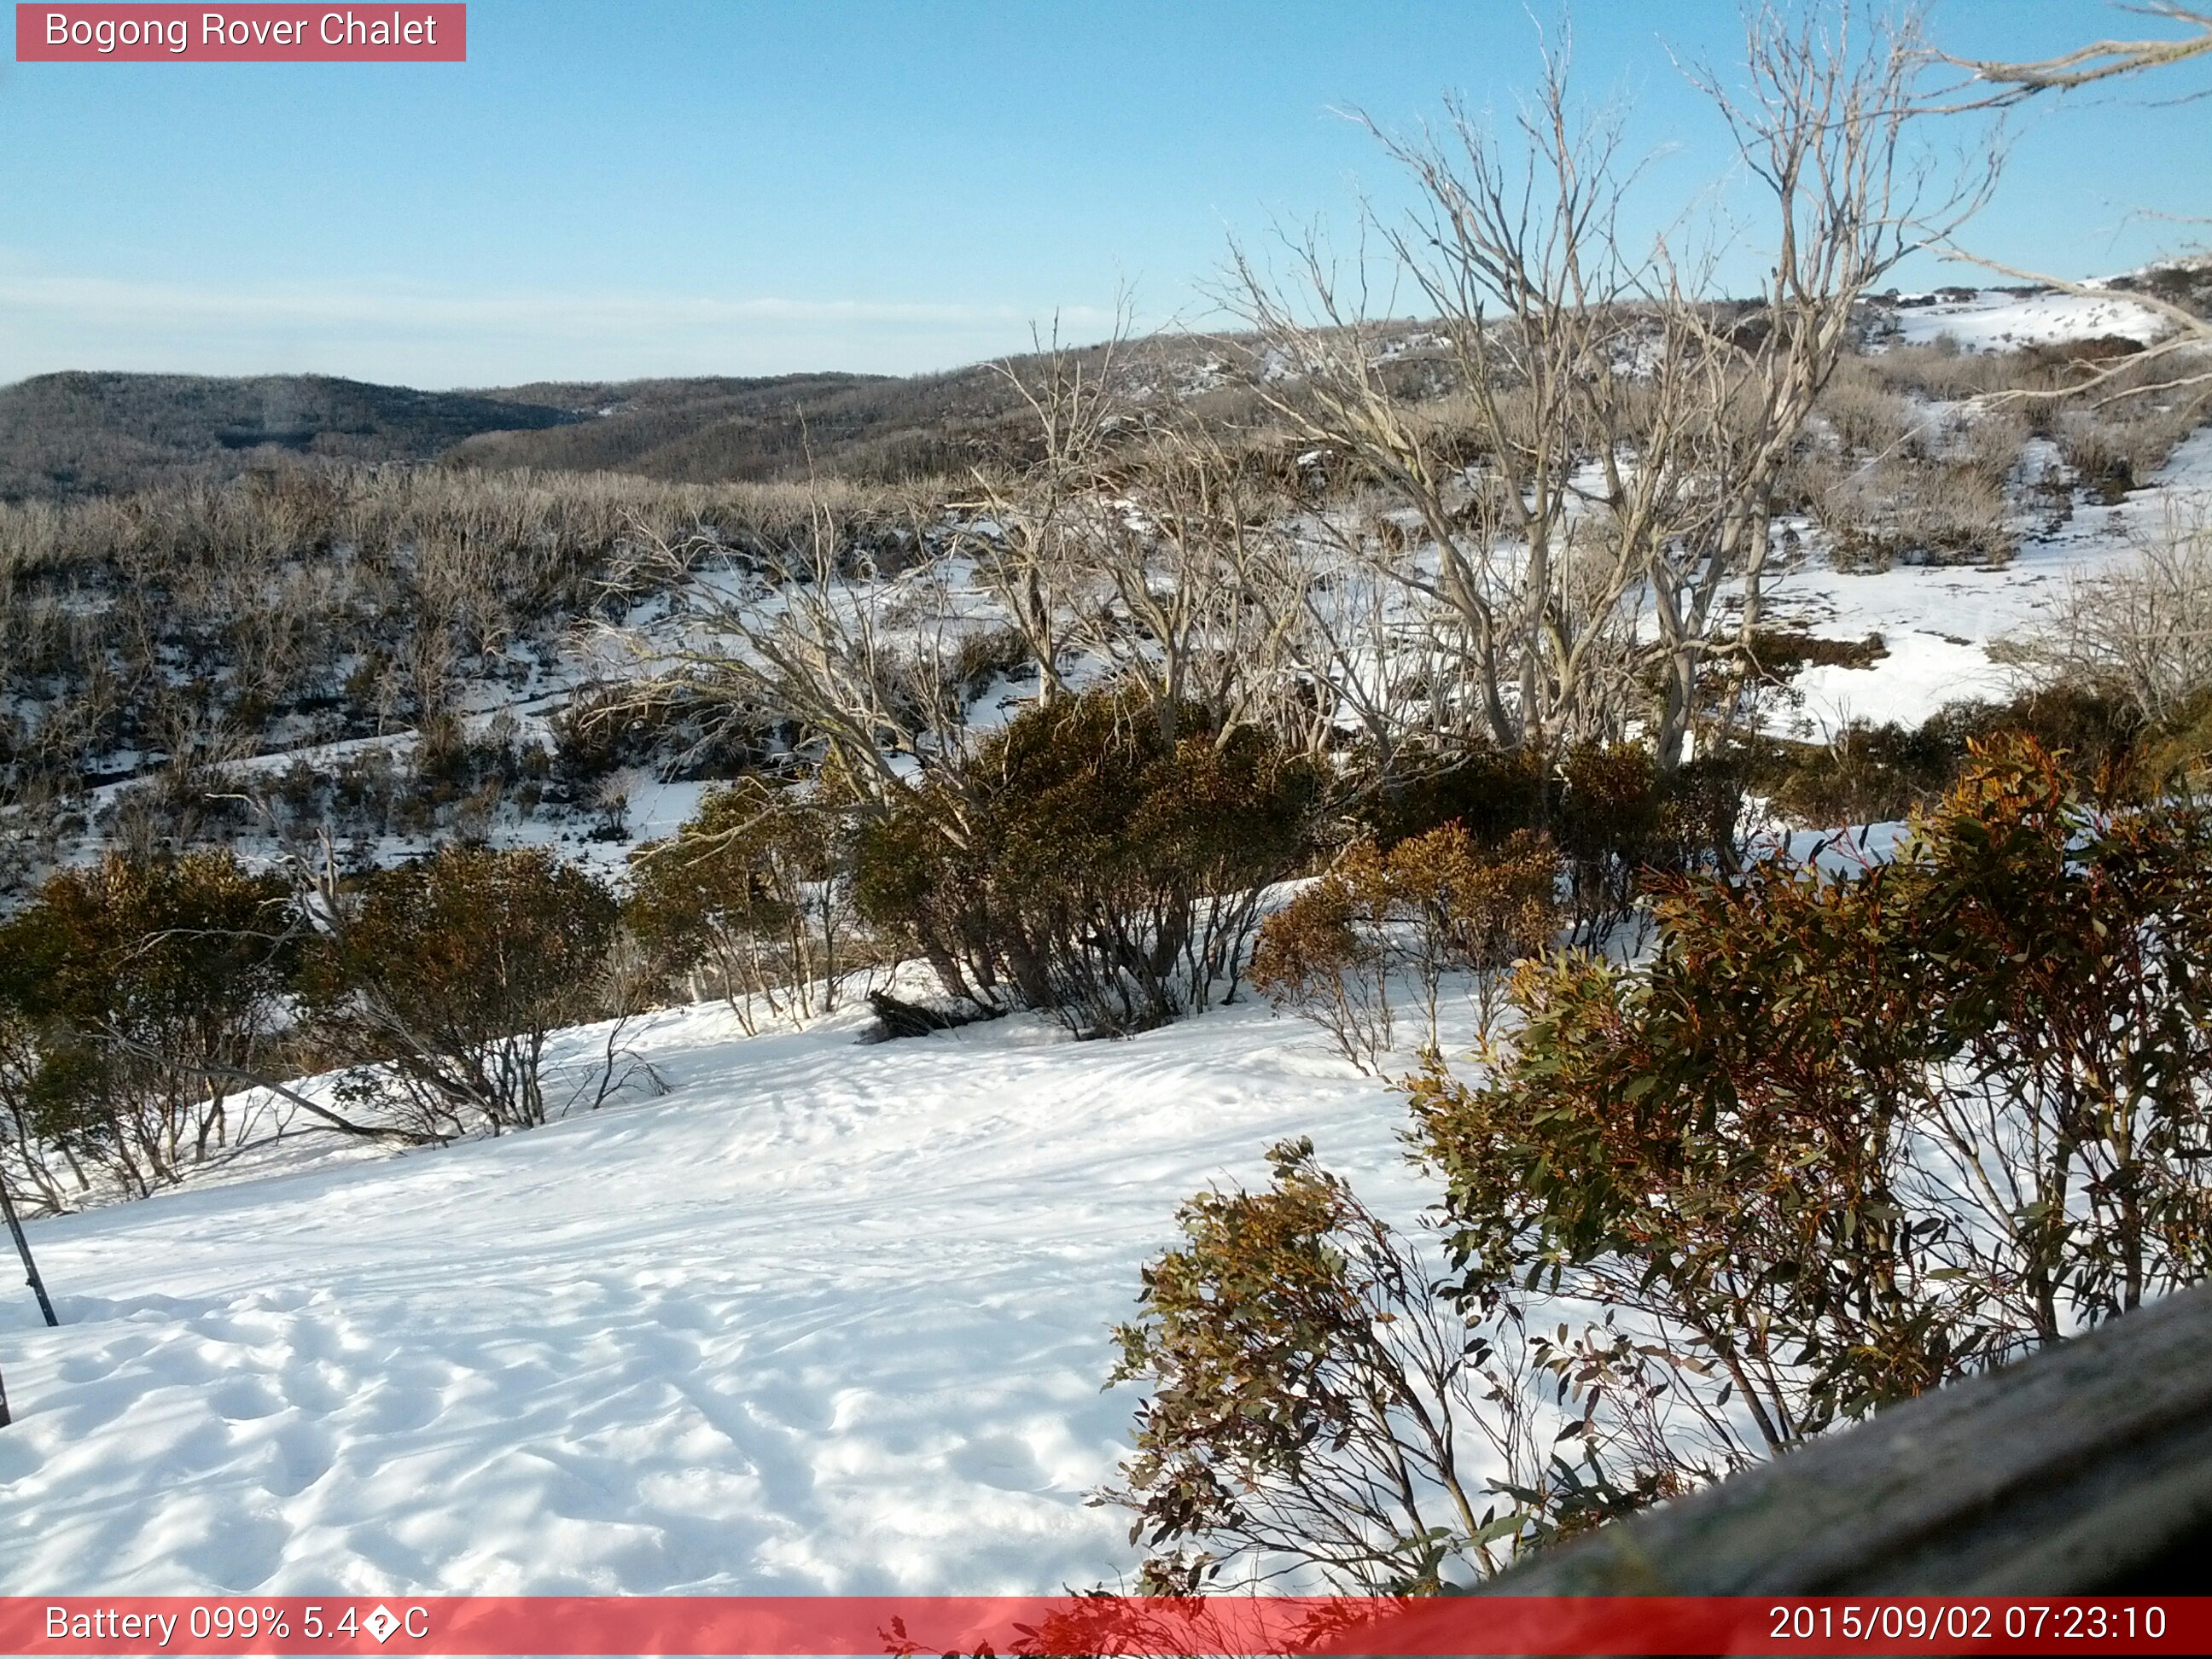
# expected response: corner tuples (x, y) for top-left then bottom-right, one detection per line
(1768, 1602), (2174, 1645)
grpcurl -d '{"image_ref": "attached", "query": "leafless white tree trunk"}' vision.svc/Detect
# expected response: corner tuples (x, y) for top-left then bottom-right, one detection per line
(1225, 48), (1670, 765)
(1661, 1), (2000, 765)
(1228, 7), (1996, 773)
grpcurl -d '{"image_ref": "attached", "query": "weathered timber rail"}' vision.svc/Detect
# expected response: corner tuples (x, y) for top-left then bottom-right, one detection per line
(1476, 1279), (2212, 1594)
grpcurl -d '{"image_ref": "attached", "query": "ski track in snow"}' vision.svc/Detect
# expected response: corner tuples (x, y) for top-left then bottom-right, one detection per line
(0, 997), (1432, 1594)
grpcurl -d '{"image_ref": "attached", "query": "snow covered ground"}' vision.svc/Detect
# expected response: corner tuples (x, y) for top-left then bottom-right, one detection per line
(1877, 286), (2172, 352)
(1761, 425), (2212, 739)
(0, 992), (1435, 1595)
(6, 283), (2209, 1593)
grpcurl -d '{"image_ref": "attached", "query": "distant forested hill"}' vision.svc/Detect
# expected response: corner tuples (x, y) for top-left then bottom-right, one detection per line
(446, 366), (1033, 485)
(0, 352), (1118, 498)
(0, 371), (593, 498)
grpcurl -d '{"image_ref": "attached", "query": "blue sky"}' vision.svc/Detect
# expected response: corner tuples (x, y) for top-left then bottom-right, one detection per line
(2, 0), (2208, 387)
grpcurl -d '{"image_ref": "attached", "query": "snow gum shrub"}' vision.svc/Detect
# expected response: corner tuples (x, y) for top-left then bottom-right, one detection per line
(849, 779), (1010, 1012)
(550, 683), (777, 799)
(0, 851), (295, 1202)
(1117, 738), (2212, 1589)
(1751, 686), (2153, 828)
(299, 846), (623, 1138)
(1549, 744), (1662, 944)
(1348, 740), (1745, 948)
(626, 777), (870, 1031)
(1246, 871), (1393, 1072)
(1352, 743), (1550, 851)
(853, 690), (1323, 1036)
(1388, 827), (1560, 1039)
(1249, 828), (1560, 1072)
(1105, 1137), (1676, 1594)
(1412, 739), (2212, 1480)
(1552, 743), (1747, 947)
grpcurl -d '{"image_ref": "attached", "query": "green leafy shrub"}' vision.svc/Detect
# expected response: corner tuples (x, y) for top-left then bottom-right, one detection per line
(853, 690), (1323, 1036)
(1413, 734), (2212, 1466)
(1249, 826), (1560, 1070)
(1353, 744), (1550, 851)
(1349, 741), (1742, 949)
(299, 845), (624, 1138)
(1124, 738), (2212, 1588)
(1248, 869), (1394, 1070)
(0, 850), (296, 1197)
(1550, 744), (1747, 946)
(1754, 685), (2151, 827)
(626, 777), (871, 1030)
(1108, 1137), (1682, 1593)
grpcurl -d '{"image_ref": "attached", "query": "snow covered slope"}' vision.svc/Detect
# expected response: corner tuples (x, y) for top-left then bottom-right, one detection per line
(1763, 425), (2212, 739)
(0, 995), (1429, 1595)
(1877, 287), (2172, 352)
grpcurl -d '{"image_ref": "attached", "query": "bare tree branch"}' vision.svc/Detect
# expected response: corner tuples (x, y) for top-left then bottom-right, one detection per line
(1936, 3), (2212, 107)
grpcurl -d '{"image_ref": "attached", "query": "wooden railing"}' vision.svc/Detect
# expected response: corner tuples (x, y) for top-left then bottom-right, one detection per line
(1476, 1281), (2212, 1594)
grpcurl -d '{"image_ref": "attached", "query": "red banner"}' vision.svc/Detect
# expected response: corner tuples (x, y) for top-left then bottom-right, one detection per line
(15, 5), (464, 61)
(0, 1596), (2203, 1656)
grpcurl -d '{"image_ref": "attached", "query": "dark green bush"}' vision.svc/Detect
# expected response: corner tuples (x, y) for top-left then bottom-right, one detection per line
(1116, 737), (2212, 1590)
(1349, 740), (1745, 946)
(1754, 684), (2151, 828)
(1414, 735), (2212, 1450)
(1353, 743), (1550, 851)
(0, 849), (296, 1196)
(854, 690), (1323, 1035)
(626, 777), (868, 1028)
(299, 844), (622, 1137)
(1249, 826), (1561, 1069)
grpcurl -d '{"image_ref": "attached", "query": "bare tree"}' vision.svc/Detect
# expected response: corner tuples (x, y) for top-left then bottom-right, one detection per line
(1054, 427), (1325, 751)
(594, 312), (1327, 856)
(1931, 4), (2212, 399)
(955, 318), (1131, 707)
(1941, 3), (2212, 104)
(1668, 1), (2000, 765)
(1228, 9), (1990, 773)
(1225, 49), (1679, 767)
(597, 493), (975, 824)
(2014, 509), (2212, 725)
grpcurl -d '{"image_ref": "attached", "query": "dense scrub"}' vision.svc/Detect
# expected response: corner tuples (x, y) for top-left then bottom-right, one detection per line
(1249, 825), (1559, 1071)
(0, 851), (296, 1202)
(1349, 740), (1749, 940)
(854, 690), (1324, 1037)
(3, 306), (2202, 907)
(626, 777), (874, 1029)
(0, 463), (917, 890)
(0, 842), (644, 1209)
(0, 370), (583, 500)
(298, 844), (632, 1139)
(1112, 740), (2212, 1591)
(1784, 341), (2212, 568)
(1744, 672), (2212, 830)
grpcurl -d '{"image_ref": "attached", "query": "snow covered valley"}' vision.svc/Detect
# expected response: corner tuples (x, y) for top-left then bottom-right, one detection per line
(4, 282), (2209, 1598)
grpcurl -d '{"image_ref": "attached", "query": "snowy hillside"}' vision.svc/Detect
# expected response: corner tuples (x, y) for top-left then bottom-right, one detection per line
(5, 274), (2209, 1594)
(1762, 424), (2212, 737)
(1873, 286), (2174, 352)
(0, 991), (1432, 1595)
